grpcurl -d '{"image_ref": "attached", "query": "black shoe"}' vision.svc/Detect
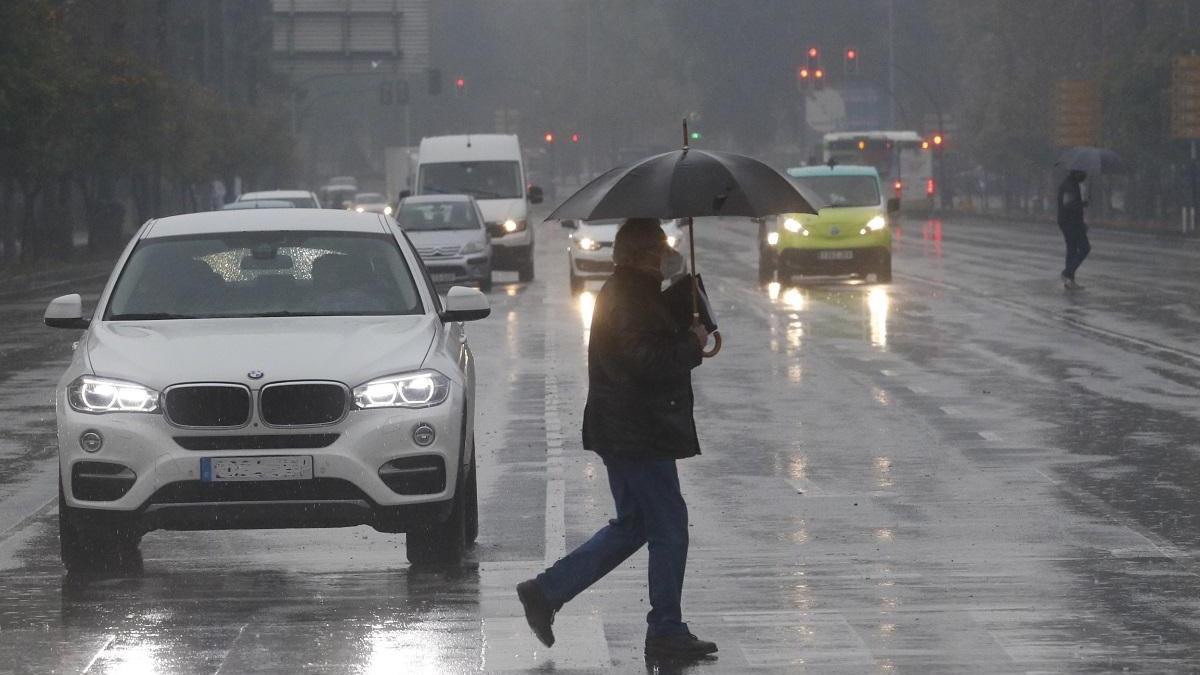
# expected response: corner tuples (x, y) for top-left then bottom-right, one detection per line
(516, 580), (556, 647)
(644, 633), (719, 659)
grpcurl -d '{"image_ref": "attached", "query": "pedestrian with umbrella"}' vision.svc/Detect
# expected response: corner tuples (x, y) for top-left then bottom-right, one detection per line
(516, 122), (818, 661)
(1054, 147), (1126, 290)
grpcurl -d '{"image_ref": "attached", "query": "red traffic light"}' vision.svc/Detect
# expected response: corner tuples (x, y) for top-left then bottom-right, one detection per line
(846, 48), (857, 61)
(570, 133), (580, 143)
(455, 77), (466, 90)
(808, 47), (819, 59)
(544, 132), (555, 144)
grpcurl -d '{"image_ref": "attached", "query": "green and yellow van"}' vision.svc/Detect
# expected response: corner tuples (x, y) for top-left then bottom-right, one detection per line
(759, 165), (898, 283)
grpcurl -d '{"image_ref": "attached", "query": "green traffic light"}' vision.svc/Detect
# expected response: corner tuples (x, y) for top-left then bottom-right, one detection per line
(689, 131), (701, 140)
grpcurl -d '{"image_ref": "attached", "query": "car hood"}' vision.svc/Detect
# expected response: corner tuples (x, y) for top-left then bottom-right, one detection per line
(406, 229), (484, 249)
(85, 315), (438, 390)
(476, 198), (527, 224)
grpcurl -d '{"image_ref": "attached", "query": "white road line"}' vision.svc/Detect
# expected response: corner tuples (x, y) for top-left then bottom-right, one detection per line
(81, 635), (116, 674)
(543, 310), (567, 567)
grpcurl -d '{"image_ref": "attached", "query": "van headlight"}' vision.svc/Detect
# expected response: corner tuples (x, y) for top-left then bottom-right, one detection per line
(503, 219), (527, 233)
(865, 215), (887, 232)
(783, 218), (810, 236)
(353, 371), (451, 409)
(576, 236), (601, 251)
(68, 376), (160, 414)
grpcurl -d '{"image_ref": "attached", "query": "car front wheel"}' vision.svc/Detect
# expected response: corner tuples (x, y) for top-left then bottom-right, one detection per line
(59, 482), (142, 575)
(405, 455), (474, 566)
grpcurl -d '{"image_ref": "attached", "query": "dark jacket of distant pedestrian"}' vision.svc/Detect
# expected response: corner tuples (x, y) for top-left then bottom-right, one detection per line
(582, 254), (703, 460)
(1056, 170), (1091, 287)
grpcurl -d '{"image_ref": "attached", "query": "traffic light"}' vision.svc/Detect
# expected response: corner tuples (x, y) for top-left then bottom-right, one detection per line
(813, 67), (825, 90)
(427, 68), (442, 95)
(931, 133), (945, 148)
(454, 76), (466, 95)
(844, 47), (859, 76)
(798, 66), (811, 90)
(807, 46), (820, 64)
(544, 132), (555, 144)
(570, 133), (580, 143)
(689, 131), (701, 141)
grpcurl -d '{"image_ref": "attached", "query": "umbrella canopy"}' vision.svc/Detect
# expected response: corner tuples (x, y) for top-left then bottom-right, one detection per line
(546, 149), (821, 222)
(1055, 146), (1127, 175)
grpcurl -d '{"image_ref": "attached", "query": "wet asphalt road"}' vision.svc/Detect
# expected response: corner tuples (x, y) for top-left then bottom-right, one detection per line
(2, 214), (1200, 673)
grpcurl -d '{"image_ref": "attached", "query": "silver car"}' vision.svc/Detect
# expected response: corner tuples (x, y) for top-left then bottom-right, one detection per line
(397, 195), (493, 292)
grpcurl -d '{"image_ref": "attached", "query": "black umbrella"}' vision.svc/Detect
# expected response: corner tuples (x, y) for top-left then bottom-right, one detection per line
(548, 121), (820, 357)
(1054, 146), (1127, 175)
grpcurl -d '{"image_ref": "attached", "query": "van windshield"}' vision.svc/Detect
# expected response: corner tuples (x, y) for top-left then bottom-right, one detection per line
(419, 161), (522, 199)
(790, 175), (881, 208)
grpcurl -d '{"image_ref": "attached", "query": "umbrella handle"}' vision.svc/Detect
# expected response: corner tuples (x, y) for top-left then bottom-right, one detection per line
(702, 329), (722, 358)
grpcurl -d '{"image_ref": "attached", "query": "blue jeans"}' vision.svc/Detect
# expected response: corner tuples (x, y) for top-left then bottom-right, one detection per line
(535, 455), (690, 638)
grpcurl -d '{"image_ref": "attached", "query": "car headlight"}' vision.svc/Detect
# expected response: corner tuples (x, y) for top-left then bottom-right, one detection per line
(666, 235), (678, 248)
(461, 239), (486, 255)
(68, 376), (160, 414)
(383, 205), (393, 216)
(355, 206), (365, 213)
(865, 215), (887, 232)
(503, 218), (527, 233)
(766, 231), (780, 246)
(352, 371), (451, 409)
(577, 236), (601, 251)
(783, 218), (804, 234)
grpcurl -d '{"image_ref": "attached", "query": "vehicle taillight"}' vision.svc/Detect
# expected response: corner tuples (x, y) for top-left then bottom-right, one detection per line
(893, 180), (903, 197)
(926, 178), (936, 196)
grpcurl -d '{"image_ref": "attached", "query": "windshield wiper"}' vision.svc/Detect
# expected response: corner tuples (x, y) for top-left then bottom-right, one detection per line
(109, 312), (196, 320)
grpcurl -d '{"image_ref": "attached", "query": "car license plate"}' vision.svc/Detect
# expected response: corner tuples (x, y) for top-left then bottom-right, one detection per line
(430, 273), (456, 283)
(201, 456), (313, 482)
(818, 250), (854, 261)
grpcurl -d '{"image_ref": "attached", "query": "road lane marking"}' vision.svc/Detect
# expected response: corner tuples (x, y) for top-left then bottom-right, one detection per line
(81, 635), (116, 674)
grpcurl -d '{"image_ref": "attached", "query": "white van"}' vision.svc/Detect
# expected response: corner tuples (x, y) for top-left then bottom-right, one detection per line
(412, 135), (543, 281)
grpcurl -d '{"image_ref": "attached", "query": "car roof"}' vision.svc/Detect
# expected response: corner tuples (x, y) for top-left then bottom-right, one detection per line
(239, 190), (314, 200)
(144, 209), (388, 238)
(787, 165), (881, 178)
(401, 194), (473, 204)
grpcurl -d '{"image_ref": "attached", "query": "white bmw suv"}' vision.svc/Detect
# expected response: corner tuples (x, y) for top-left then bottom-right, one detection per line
(44, 209), (490, 571)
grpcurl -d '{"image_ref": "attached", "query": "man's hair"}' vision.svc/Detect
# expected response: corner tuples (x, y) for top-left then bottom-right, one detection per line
(613, 218), (664, 267)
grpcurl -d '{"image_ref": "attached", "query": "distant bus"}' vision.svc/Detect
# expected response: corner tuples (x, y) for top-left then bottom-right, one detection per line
(822, 131), (934, 210)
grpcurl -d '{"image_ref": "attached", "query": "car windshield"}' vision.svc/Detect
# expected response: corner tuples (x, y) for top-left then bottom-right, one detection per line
(792, 175), (881, 208)
(398, 201), (481, 231)
(105, 231), (423, 319)
(419, 161), (522, 199)
(354, 193), (385, 203)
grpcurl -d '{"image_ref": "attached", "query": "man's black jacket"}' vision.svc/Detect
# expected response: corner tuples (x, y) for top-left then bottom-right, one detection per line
(1057, 176), (1086, 227)
(582, 265), (704, 460)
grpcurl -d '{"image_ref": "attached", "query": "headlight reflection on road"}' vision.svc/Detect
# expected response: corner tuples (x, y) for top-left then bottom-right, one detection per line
(364, 626), (443, 675)
(578, 291), (596, 346)
(866, 287), (889, 348)
(782, 288), (806, 312)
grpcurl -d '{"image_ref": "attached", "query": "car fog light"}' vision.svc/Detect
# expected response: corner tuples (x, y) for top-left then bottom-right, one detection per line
(412, 423), (436, 447)
(80, 430), (104, 453)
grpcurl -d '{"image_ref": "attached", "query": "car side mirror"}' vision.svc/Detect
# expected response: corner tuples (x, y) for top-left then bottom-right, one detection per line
(441, 286), (491, 322)
(560, 219), (576, 229)
(45, 293), (90, 329)
(527, 185), (544, 204)
(887, 197), (901, 213)
(398, 189), (412, 201)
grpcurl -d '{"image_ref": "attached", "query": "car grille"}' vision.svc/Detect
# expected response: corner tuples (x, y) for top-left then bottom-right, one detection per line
(259, 382), (347, 427)
(173, 434), (340, 451)
(164, 384), (251, 428)
(417, 245), (460, 259)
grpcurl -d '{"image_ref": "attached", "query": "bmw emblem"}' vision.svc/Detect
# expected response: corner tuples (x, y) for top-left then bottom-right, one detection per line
(247, 370), (265, 380)
(830, 226), (841, 236)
